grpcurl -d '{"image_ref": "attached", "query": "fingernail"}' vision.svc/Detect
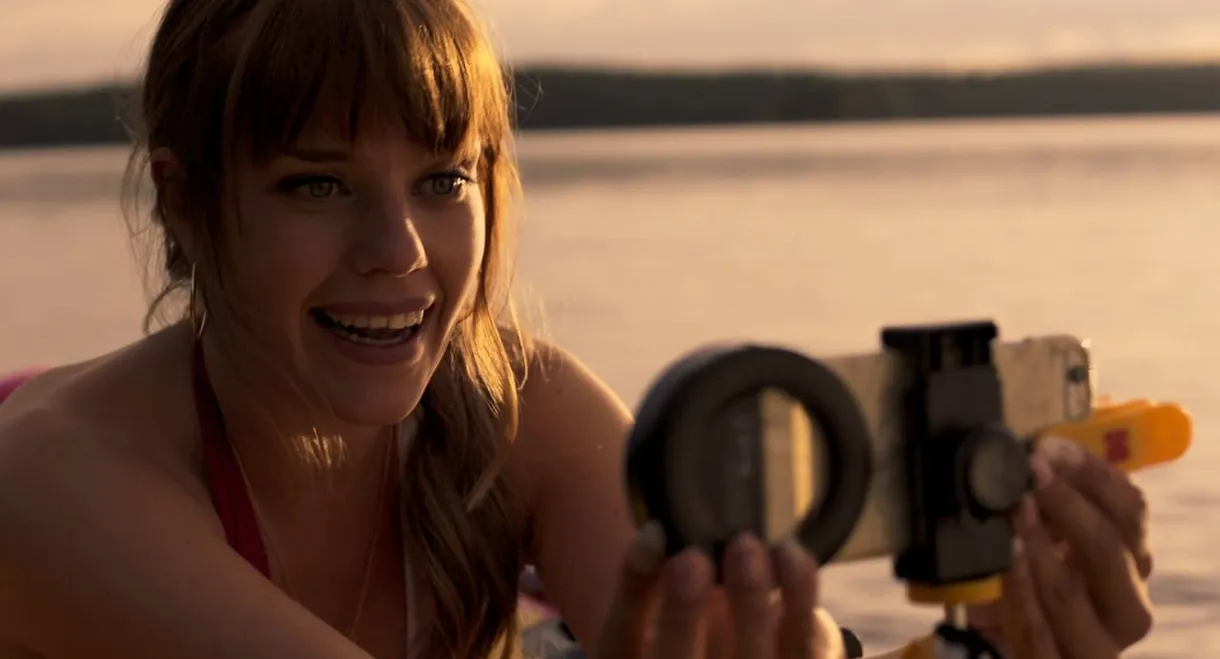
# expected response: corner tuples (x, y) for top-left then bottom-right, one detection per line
(627, 521), (665, 574)
(1010, 538), (1028, 578)
(729, 534), (767, 586)
(774, 537), (809, 583)
(1029, 454), (1054, 490)
(669, 548), (710, 601)
(780, 538), (809, 565)
(1017, 496), (1040, 530)
(1038, 435), (1085, 468)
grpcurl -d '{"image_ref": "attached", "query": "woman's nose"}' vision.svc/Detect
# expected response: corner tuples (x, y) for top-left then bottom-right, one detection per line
(350, 193), (428, 277)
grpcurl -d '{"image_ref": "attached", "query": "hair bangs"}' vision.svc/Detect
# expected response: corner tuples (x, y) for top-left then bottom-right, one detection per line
(219, 0), (510, 166)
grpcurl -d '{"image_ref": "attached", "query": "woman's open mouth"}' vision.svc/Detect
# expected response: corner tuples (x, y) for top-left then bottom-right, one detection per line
(310, 308), (424, 348)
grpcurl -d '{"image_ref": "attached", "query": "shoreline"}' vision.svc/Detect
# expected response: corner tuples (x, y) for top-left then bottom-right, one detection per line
(4, 62), (1220, 150)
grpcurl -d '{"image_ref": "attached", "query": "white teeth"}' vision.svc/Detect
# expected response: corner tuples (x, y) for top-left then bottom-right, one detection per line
(388, 313), (419, 330)
(325, 310), (424, 331)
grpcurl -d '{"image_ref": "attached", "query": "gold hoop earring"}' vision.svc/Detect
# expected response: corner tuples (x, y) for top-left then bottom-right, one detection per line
(188, 263), (208, 338)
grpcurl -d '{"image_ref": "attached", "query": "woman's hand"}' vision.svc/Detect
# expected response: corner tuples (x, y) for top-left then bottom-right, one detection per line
(972, 436), (1154, 658)
(595, 523), (844, 659)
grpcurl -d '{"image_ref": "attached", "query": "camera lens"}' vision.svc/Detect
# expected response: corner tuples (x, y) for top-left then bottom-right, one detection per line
(625, 345), (873, 566)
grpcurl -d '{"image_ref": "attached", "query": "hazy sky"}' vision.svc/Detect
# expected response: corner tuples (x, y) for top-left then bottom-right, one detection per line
(4, 0), (1220, 91)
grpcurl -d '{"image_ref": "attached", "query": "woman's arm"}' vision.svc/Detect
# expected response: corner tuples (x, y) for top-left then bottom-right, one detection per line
(0, 412), (374, 659)
(510, 343), (638, 649)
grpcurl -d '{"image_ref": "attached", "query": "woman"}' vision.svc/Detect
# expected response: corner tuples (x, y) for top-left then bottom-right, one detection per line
(0, 0), (1155, 657)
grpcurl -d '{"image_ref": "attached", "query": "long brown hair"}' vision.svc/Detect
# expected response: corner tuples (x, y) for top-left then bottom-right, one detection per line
(121, 1), (532, 657)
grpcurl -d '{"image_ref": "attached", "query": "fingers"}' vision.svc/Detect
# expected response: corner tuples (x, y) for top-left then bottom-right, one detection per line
(650, 548), (715, 659)
(1031, 449), (1154, 646)
(1000, 538), (1061, 659)
(699, 592), (733, 659)
(1017, 496), (1122, 659)
(723, 535), (831, 659)
(598, 527), (827, 659)
(773, 539), (821, 658)
(1041, 436), (1153, 579)
(597, 522), (667, 659)
(724, 534), (778, 659)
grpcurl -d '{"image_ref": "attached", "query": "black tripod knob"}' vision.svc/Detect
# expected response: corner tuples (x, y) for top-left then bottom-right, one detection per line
(958, 424), (1030, 517)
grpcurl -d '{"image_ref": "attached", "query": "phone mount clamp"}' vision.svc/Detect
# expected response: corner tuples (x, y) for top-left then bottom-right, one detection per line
(884, 321), (1030, 659)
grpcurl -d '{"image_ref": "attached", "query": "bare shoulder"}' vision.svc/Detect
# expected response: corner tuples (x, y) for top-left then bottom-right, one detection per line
(0, 334), (174, 514)
(0, 330), (368, 659)
(0, 328), (203, 488)
(518, 340), (632, 431)
(0, 401), (140, 652)
(508, 340), (633, 499)
(0, 640), (42, 659)
(0, 335), (196, 650)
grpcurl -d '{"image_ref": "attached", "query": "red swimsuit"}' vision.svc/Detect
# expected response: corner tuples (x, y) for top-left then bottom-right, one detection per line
(191, 344), (273, 577)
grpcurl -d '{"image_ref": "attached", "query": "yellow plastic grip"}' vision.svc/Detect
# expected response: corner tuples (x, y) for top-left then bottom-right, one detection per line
(897, 634), (935, 659)
(1038, 399), (1192, 472)
(905, 576), (1002, 607)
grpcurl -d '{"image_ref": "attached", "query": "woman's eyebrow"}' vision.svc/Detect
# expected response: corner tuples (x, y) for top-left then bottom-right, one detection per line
(281, 146), (352, 163)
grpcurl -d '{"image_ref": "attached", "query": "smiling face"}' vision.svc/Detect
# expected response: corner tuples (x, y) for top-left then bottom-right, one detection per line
(216, 128), (487, 425)
(134, 0), (521, 433)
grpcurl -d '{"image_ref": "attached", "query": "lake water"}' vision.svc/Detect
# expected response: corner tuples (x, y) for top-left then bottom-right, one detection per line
(2, 115), (1218, 656)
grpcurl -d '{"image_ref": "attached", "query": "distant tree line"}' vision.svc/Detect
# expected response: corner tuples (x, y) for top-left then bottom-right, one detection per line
(3, 64), (1220, 149)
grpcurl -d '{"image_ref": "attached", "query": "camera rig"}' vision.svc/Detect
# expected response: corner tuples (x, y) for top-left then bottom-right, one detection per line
(625, 320), (1191, 658)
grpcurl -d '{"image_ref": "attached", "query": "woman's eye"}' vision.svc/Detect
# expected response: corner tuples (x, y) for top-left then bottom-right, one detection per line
(281, 175), (346, 200)
(305, 179), (340, 198)
(425, 173), (470, 198)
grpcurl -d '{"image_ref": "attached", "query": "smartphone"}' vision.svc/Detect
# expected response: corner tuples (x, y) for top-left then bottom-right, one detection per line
(822, 334), (1091, 564)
